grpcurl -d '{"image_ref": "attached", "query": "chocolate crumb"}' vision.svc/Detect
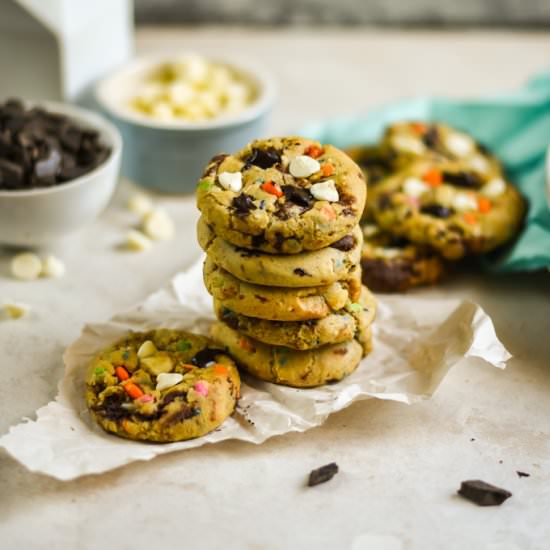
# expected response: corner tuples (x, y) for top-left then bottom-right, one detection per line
(308, 463), (339, 487)
(293, 268), (310, 277)
(458, 480), (512, 506)
(516, 471), (530, 478)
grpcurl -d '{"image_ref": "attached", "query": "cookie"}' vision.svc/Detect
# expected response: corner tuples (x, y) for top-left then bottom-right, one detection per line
(360, 223), (445, 292)
(210, 320), (372, 388)
(368, 159), (526, 260)
(196, 136), (366, 254)
(214, 285), (376, 350)
(197, 216), (363, 288)
(345, 144), (397, 187)
(382, 121), (502, 178)
(203, 257), (362, 322)
(86, 329), (240, 442)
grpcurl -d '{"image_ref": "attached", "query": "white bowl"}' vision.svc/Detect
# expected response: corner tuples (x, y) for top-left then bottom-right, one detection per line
(0, 101), (122, 247)
(95, 54), (276, 193)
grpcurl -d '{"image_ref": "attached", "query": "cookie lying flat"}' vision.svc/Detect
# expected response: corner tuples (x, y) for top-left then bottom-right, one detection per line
(345, 144), (397, 188)
(203, 257), (362, 322)
(368, 159), (526, 260)
(197, 216), (362, 288)
(86, 329), (240, 442)
(196, 136), (366, 254)
(210, 321), (372, 388)
(214, 286), (376, 350)
(360, 223), (445, 292)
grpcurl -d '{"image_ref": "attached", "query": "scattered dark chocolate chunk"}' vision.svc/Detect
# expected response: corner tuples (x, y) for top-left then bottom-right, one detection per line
(457, 480), (512, 506)
(162, 390), (188, 406)
(281, 185), (313, 208)
(442, 171), (481, 189)
(308, 463), (339, 487)
(422, 125), (439, 149)
(330, 234), (356, 251)
(420, 204), (453, 218)
(232, 194), (257, 217)
(243, 147), (281, 169)
(0, 98), (111, 190)
(293, 268), (310, 277)
(191, 348), (225, 368)
(166, 405), (198, 426)
(516, 471), (530, 478)
(96, 393), (130, 421)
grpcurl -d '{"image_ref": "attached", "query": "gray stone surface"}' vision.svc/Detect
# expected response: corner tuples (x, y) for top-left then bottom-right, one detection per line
(135, 0), (550, 25)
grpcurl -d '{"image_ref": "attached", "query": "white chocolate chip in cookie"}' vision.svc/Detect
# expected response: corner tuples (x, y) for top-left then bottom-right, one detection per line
(128, 193), (154, 216)
(218, 171), (243, 192)
(453, 193), (478, 212)
(126, 229), (153, 252)
(403, 177), (429, 198)
(3, 302), (30, 319)
(142, 209), (175, 241)
(137, 340), (157, 358)
(362, 224), (379, 238)
(445, 132), (475, 157)
(391, 135), (425, 155)
(468, 154), (491, 175)
(289, 155), (320, 178)
(481, 178), (506, 198)
(41, 255), (66, 278)
(156, 372), (184, 391)
(310, 180), (339, 202)
(11, 253), (42, 281)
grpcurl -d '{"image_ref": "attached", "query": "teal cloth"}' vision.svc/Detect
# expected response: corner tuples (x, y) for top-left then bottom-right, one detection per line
(299, 72), (550, 272)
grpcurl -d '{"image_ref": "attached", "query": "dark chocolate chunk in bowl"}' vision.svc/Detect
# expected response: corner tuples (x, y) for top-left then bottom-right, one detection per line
(308, 463), (339, 487)
(457, 480), (512, 506)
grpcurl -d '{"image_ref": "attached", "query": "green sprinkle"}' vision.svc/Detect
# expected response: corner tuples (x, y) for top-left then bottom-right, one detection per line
(122, 351), (130, 360)
(349, 303), (362, 312)
(94, 367), (106, 376)
(197, 179), (212, 191)
(177, 340), (192, 352)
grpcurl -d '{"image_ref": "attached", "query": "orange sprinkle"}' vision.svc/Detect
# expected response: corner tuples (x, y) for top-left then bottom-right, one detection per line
(478, 197), (492, 213)
(261, 180), (283, 198)
(305, 145), (324, 159)
(122, 419), (132, 433)
(239, 337), (254, 352)
(115, 366), (129, 381)
(410, 122), (428, 135)
(214, 364), (229, 376)
(123, 382), (144, 399)
(422, 168), (442, 187)
(321, 163), (334, 177)
(320, 204), (336, 220)
(463, 212), (478, 225)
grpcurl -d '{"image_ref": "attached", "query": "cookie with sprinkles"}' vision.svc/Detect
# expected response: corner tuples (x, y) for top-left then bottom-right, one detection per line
(360, 222), (446, 292)
(203, 256), (362, 322)
(197, 216), (363, 288)
(86, 330), (240, 442)
(368, 159), (526, 260)
(210, 315), (373, 388)
(214, 286), (376, 350)
(196, 136), (366, 254)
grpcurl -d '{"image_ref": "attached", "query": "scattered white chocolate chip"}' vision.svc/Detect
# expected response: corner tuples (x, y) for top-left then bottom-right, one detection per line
(126, 229), (153, 252)
(403, 177), (430, 198)
(218, 171), (243, 192)
(453, 193), (478, 212)
(390, 135), (425, 155)
(362, 224), (380, 238)
(289, 155), (321, 178)
(481, 178), (506, 198)
(137, 340), (157, 358)
(445, 132), (475, 157)
(10, 253), (42, 281)
(468, 154), (490, 175)
(127, 193), (154, 216)
(156, 372), (184, 391)
(142, 209), (175, 241)
(3, 302), (30, 319)
(41, 255), (66, 278)
(310, 180), (339, 202)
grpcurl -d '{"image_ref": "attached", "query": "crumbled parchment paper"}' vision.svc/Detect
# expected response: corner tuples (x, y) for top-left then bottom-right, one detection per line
(0, 259), (510, 480)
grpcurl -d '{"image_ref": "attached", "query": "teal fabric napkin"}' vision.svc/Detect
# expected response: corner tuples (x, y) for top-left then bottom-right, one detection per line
(299, 72), (550, 272)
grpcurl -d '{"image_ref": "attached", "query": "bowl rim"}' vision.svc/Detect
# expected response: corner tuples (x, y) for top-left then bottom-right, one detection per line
(94, 52), (277, 131)
(0, 100), (122, 198)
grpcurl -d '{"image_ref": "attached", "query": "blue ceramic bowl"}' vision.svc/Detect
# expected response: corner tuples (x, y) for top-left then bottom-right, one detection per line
(95, 55), (276, 194)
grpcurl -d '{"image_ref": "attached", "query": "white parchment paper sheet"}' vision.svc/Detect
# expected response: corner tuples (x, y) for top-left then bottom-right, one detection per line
(0, 259), (510, 480)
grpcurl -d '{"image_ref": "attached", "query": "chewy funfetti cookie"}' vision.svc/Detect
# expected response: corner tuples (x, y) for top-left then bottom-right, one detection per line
(196, 137), (366, 254)
(86, 330), (240, 442)
(197, 216), (362, 288)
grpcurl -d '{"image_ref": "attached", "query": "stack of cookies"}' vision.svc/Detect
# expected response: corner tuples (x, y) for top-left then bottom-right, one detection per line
(196, 137), (375, 388)
(346, 122), (526, 292)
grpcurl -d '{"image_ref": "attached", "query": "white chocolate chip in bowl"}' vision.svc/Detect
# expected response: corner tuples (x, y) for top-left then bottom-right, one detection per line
(218, 171), (243, 192)
(453, 193), (478, 212)
(156, 372), (184, 391)
(10, 253), (42, 281)
(445, 132), (475, 158)
(289, 155), (321, 178)
(390, 135), (425, 155)
(403, 177), (430, 198)
(310, 180), (339, 202)
(481, 178), (506, 198)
